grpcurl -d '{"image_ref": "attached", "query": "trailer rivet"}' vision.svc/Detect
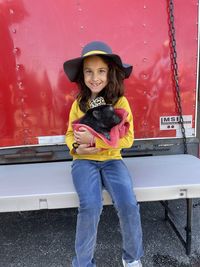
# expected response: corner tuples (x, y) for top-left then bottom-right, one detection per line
(143, 23), (146, 27)
(143, 74), (148, 79)
(12, 28), (17, 33)
(13, 47), (20, 55)
(144, 5), (147, 9)
(143, 58), (148, 62)
(16, 64), (20, 70)
(18, 82), (24, 89)
(9, 9), (14, 14)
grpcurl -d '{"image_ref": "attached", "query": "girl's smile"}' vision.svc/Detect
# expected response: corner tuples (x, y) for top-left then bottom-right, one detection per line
(83, 56), (109, 98)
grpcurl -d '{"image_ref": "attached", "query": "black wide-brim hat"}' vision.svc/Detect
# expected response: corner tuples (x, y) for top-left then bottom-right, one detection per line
(63, 41), (133, 82)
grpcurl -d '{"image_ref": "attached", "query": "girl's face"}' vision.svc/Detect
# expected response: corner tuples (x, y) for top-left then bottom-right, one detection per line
(83, 56), (109, 99)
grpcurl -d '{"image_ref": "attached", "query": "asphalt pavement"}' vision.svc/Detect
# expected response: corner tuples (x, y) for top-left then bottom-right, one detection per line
(0, 199), (200, 267)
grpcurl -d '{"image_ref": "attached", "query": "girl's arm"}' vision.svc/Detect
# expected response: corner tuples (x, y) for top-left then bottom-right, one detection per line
(65, 100), (100, 154)
(65, 101), (78, 152)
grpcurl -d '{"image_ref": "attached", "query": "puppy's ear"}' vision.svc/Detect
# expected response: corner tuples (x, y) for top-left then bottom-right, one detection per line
(92, 110), (101, 120)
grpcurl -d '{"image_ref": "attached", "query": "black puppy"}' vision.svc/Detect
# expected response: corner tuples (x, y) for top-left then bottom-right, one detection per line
(79, 105), (122, 140)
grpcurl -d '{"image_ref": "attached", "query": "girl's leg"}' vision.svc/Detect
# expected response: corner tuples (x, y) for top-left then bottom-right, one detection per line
(101, 160), (143, 263)
(71, 160), (103, 267)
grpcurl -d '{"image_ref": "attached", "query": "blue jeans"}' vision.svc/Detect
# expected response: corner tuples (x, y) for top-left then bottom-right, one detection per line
(71, 159), (143, 267)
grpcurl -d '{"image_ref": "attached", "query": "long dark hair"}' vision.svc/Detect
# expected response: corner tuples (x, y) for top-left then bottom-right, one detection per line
(76, 55), (125, 113)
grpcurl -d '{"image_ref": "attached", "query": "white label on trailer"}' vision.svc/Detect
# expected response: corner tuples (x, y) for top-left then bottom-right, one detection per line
(176, 128), (195, 138)
(38, 135), (65, 144)
(160, 115), (192, 130)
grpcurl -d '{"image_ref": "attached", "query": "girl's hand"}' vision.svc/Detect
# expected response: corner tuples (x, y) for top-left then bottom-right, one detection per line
(74, 127), (94, 145)
(76, 144), (101, 154)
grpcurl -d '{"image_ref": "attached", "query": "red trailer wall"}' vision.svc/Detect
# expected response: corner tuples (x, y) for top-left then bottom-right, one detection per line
(0, 0), (198, 148)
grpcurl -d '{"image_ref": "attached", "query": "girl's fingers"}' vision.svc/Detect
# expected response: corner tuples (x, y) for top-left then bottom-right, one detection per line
(74, 129), (93, 144)
(78, 127), (87, 132)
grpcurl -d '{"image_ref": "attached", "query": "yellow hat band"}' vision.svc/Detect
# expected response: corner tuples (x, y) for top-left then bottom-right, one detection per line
(83, 50), (107, 57)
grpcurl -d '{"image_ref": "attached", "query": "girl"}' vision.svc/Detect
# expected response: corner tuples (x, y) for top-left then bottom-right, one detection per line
(64, 41), (143, 267)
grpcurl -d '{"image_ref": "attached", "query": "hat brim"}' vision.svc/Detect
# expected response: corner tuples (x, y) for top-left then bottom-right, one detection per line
(63, 53), (132, 82)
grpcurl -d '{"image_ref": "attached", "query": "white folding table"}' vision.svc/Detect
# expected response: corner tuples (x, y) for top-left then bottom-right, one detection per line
(1, 154), (200, 254)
